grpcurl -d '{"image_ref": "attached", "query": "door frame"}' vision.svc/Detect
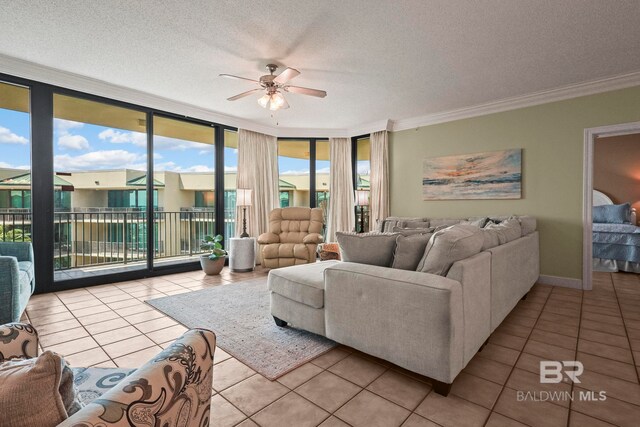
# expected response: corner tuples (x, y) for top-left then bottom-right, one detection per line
(583, 121), (640, 290)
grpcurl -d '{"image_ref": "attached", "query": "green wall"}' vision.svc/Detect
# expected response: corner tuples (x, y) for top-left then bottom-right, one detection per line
(389, 86), (640, 280)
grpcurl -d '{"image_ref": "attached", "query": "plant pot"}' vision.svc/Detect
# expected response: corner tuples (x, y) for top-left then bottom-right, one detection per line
(200, 255), (225, 275)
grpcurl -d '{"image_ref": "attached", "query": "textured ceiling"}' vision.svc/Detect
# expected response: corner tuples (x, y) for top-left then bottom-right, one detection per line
(1, 0), (640, 130)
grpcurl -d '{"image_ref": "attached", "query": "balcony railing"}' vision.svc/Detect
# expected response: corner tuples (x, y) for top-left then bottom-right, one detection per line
(0, 209), (237, 272)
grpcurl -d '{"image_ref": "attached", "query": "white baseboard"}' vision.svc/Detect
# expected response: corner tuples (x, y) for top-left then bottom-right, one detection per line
(537, 275), (583, 290)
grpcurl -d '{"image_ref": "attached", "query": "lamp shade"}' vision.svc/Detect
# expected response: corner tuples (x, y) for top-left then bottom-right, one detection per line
(354, 190), (369, 206)
(237, 189), (253, 206)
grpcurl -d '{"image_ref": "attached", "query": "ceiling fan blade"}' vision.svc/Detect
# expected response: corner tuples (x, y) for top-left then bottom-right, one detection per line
(280, 95), (290, 109)
(219, 74), (260, 84)
(227, 88), (261, 101)
(285, 85), (327, 98)
(274, 67), (300, 84)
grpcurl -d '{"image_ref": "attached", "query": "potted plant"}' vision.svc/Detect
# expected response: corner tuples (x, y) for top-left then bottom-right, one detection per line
(200, 234), (227, 275)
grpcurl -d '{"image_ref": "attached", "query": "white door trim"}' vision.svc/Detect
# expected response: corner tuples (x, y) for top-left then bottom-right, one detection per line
(583, 121), (640, 290)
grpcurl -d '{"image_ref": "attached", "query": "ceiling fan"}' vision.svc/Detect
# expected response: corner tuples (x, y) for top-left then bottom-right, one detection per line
(220, 64), (327, 111)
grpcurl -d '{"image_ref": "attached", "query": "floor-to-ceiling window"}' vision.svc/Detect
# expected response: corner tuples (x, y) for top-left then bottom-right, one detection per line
(153, 116), (215, 267)
(315, 139), (330, 235)
(355, 136), (371, 232)
(278, 139), (311, 207)
(0, 82), (31, 245)
(224, 129), (238, 242)
(53, 93), (148, 280)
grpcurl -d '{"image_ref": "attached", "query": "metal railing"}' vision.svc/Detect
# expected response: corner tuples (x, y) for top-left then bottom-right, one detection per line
(0, 209), (238, 271)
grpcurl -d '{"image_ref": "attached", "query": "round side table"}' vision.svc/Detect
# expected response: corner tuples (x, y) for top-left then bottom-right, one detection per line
(229, 237), (256, 272)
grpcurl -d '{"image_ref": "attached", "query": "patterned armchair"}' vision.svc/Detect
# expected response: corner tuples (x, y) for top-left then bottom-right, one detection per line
(0, 323), (216, 427)
(0, 242), (35, 324)
(258, 207), (324, 268)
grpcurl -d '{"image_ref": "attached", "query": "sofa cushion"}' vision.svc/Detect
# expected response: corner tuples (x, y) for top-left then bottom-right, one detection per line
(429, 218), (462, 228)
(0, 351), (83, 426)
(480, 229), (501, 251)
(262, 243), (310, 260)
(484, 218), (522, 244)
(268, 261), (338, 308)
(518, 216), (537, 235)
(337, 232), (399, 267)
(392, 233), (433, 271)
(392, 226), (435, 236)
(417, 224), (484, 276)
(460, 217), (488, 228)
(398, 220), (431, 229)
(18, 261), (34, 283)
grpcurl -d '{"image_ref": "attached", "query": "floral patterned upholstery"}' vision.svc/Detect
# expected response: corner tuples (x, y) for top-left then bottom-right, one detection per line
(0, 323), (216, 427)
(71, 367), (137, 406)
(0, 322), (39, 360)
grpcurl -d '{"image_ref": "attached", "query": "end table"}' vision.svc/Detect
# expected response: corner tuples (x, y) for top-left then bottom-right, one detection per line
(229, 237), (256, 272)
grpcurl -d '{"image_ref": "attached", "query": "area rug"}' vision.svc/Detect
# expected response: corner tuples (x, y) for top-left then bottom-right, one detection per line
(146, 278), (336, 380)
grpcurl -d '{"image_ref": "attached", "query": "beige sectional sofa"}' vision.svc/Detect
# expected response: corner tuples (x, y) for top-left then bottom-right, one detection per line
(268, 215), (539, 395)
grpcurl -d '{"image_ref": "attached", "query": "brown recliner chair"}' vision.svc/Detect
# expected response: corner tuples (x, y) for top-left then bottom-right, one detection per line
(258, 207), (324, 268)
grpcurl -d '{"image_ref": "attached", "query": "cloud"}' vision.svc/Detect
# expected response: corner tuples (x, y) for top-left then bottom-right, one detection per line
(54, 119), (84, 131)
(98, 128), (213, 152)
(357, 162), (370, 175)
(58, 134), (89, 150)
(0, 126), (28, 144)
(154, 161), (214, 173)
(316, 167), (330, 174)
(54, 150), (143, 171)
(224, 166), (238, 173)
(280, 169), (310, 175)
(98, 129), (147, 146)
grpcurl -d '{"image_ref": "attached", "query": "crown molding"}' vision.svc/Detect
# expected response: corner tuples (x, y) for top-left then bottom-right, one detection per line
(390, 71), (640, 132)
(349, 119), (392, 137)
(2, 54), (639, 137)
(0, 54), (281, 136)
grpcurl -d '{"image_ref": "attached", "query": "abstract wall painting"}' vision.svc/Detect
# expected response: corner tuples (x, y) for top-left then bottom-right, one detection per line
(422, 149), (522, 200)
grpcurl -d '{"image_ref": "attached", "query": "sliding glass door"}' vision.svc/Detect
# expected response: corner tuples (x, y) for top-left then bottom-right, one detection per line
(152, 116), (215, 268)
(0, 81), (32, 248)
(52, 93), (148, 280)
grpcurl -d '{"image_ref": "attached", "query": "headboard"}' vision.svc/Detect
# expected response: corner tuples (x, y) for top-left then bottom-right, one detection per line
(593, 189), (637, 224)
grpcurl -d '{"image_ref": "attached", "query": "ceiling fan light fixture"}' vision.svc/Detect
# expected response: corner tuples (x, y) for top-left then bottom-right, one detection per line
(270, 92), (286, 110)
(257, 93), (271, 108)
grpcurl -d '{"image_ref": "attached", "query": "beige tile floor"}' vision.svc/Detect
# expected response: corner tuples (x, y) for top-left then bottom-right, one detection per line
(22, 269), (640, 427)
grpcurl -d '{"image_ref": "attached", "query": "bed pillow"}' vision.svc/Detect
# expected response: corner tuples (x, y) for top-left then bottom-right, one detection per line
(593, 203), (631, 224)
(337, 232), (399, 267)
(392, 233), (433, 270)
(0, 351), (83, 426)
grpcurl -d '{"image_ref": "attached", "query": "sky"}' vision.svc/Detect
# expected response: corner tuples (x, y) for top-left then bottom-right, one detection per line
(0, 107), (370, 176)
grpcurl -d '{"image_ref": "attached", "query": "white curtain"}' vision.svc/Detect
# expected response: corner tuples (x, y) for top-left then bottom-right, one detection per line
(370, 130), (390, 229)
(326, 137), (355, 241)
(235, 129), (279, 239)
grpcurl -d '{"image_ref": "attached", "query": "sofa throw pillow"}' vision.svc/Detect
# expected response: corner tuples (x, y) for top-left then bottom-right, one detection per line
(392, 226), (435, 236)
(429, 218), (462, 228)
(483, 218), (522, 244)
(480, 229), (501, 251)
(460, 217), (488, 228)
(593, 203), (631, 224)
(398, 220), (431, 229)
(0, 351), (82, 426)
(417, 224), (484, 276)
(392, 233), (434, 271)
(337, 232), (399, 267)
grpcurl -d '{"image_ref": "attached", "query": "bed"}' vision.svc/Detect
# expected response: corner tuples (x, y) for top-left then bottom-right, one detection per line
(592, 189), (640, 273)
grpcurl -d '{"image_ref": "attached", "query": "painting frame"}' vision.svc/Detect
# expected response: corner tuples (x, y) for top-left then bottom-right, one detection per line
(422, 149), (522, 200)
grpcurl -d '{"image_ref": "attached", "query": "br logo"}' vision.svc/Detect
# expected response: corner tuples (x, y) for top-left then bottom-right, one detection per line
(540, 361), (584, 383)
